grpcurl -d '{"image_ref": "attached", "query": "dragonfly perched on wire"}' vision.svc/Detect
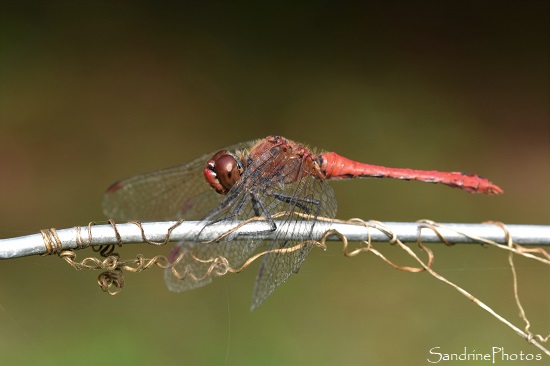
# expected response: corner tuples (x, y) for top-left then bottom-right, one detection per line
(103, 135), (502, 309)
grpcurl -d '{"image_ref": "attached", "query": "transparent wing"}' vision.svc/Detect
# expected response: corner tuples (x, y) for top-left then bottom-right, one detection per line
(164, 138), (337, 309)
(102, 142), (253, 222)
(163, 162), (279, 293)
(250, 176), (336, 309)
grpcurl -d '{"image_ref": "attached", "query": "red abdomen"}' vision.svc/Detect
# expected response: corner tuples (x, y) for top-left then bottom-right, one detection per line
(318, 152), (503, 194)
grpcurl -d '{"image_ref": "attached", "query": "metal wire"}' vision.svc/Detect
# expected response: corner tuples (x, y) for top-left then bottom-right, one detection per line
(1, 220), (549, 260)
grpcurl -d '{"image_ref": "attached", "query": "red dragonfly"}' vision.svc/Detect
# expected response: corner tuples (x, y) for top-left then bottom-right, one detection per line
(103, 135), (502, 309)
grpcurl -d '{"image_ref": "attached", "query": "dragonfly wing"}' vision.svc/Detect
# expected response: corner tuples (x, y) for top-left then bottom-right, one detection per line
(102, 142), (253, 222)
(162, 140), (315, 293)
(163, 182), (269, 292)
(161, 136), (337, 304)
(164, 238), (263, 292)
(250, 178), (337, 309)
(162, 141), (274, 292)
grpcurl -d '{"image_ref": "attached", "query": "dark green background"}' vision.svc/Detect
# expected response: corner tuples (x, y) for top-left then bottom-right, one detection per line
(1, 2), (548, 365)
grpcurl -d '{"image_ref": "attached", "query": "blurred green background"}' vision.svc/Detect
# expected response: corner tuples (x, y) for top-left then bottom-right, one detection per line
(1, 2), (548, 365)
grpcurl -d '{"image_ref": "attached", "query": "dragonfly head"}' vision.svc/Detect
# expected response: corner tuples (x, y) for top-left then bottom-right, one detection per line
(203, 150), (243, 194)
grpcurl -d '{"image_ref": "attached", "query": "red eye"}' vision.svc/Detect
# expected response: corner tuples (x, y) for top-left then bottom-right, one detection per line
(203, 150), (243, 194)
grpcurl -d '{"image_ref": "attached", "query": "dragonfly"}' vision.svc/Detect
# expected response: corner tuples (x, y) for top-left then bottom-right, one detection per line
(103, 135), (502, 309)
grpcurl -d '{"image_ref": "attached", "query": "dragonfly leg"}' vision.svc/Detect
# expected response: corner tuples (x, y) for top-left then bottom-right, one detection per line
(250, 191), (277, 232)
(197, 193), (249, 239)
(271, 192), (321, 217)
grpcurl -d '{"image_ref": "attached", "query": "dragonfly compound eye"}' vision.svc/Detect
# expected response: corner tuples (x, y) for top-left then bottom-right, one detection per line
(203, 150), (243, 194)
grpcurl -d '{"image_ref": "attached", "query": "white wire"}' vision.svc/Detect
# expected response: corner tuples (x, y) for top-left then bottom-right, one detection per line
(1, 220), (548, 259)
